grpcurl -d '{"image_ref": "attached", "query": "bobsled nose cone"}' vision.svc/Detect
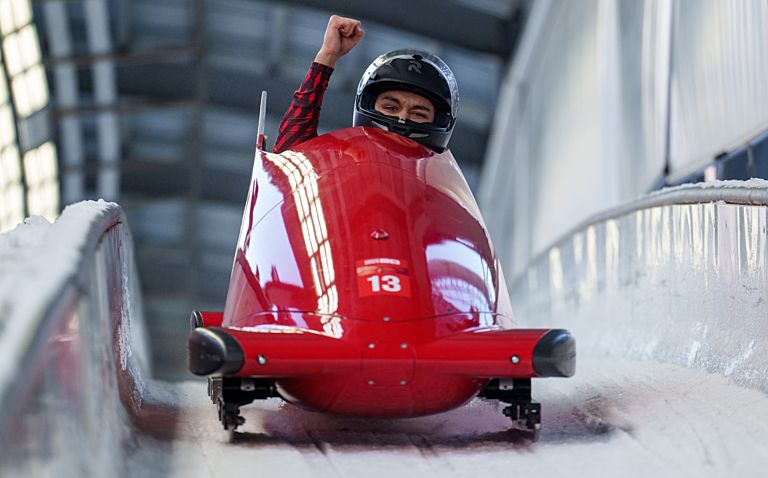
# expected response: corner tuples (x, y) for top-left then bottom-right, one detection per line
(187, 328), (244, 376)
(532, 329), (576, 377)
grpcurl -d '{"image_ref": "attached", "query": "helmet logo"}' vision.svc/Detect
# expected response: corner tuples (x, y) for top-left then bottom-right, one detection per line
(408, 60), (422, 74)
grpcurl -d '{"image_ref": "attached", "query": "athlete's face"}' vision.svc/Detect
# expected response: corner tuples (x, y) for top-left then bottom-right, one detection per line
(374, 90), (435, 123)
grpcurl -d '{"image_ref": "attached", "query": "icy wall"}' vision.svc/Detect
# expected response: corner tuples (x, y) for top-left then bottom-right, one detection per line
(481, 0), (768, 279)
(0, 202), (151, 478)
(511, 182), (768, 391)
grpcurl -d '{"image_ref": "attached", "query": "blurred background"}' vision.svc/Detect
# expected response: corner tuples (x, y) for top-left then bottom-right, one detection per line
(0, 0), (766, 380)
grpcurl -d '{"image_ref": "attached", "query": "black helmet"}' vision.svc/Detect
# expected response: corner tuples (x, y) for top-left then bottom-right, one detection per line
(353, 49), (459, 152)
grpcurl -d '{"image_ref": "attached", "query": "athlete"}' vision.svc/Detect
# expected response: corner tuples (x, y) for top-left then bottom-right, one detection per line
(273, 15), (459, 154)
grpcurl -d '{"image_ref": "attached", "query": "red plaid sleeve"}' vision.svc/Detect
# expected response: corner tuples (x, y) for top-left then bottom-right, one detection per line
(272, 62), (334, 153)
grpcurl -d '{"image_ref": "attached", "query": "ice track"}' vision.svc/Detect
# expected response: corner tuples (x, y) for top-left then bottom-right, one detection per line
(131, 184), (768, 477)
(1, 182), (766, 477)
(129, 359), (768, 478)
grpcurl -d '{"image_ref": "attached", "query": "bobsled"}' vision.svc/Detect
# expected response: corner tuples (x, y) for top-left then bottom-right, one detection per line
(188, 126), (575, 434)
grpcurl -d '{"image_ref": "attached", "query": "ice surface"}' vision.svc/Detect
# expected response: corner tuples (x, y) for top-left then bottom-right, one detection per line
(0, 215), (52, 327)
(0, 200), (116, 394)
(656, 178), (768, 191)
(127, 359), (768, 478)
(0, 201), (115, 327)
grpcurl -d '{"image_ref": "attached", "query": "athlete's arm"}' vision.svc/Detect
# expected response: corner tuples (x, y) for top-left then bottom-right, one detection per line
(272, 15), (364, 153)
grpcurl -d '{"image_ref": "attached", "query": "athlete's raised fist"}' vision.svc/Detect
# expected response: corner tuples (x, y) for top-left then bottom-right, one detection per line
(314, 15), (365, 68)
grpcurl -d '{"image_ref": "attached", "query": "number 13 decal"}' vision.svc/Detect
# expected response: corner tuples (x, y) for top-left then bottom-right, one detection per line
(367, 274), (402, 293)
(357, 258), (411, 298)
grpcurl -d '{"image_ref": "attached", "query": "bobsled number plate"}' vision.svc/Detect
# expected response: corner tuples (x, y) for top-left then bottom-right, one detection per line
(356, 258), (411, 298)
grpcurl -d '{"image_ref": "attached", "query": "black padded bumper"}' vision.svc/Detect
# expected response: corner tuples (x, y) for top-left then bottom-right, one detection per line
(187, 327), (244, 376)
(532, 329), (576, 377)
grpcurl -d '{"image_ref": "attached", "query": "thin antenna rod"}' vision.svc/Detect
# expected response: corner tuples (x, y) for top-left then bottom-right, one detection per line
(256, 90), (267, 151)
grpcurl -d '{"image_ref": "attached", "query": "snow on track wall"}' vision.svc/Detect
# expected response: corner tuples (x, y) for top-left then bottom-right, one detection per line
(0, 202), (153, 478)
(510, 181), (768, 391)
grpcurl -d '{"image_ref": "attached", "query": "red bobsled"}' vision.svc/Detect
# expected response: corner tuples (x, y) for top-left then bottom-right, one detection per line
(188, 126), (574, 433)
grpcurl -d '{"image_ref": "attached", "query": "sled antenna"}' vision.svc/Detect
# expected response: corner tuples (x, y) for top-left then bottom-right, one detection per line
(256, 90), (267, 151)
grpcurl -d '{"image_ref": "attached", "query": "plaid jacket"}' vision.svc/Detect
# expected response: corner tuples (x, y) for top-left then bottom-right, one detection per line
(272, 62), (334, 153)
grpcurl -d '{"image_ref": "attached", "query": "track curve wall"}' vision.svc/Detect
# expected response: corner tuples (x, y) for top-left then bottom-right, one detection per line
(509, 180), (768, 391)
(0, 202), (157, 478)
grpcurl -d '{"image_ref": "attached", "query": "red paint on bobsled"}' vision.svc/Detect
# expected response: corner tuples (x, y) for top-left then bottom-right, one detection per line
(188, 127), (574, 420)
